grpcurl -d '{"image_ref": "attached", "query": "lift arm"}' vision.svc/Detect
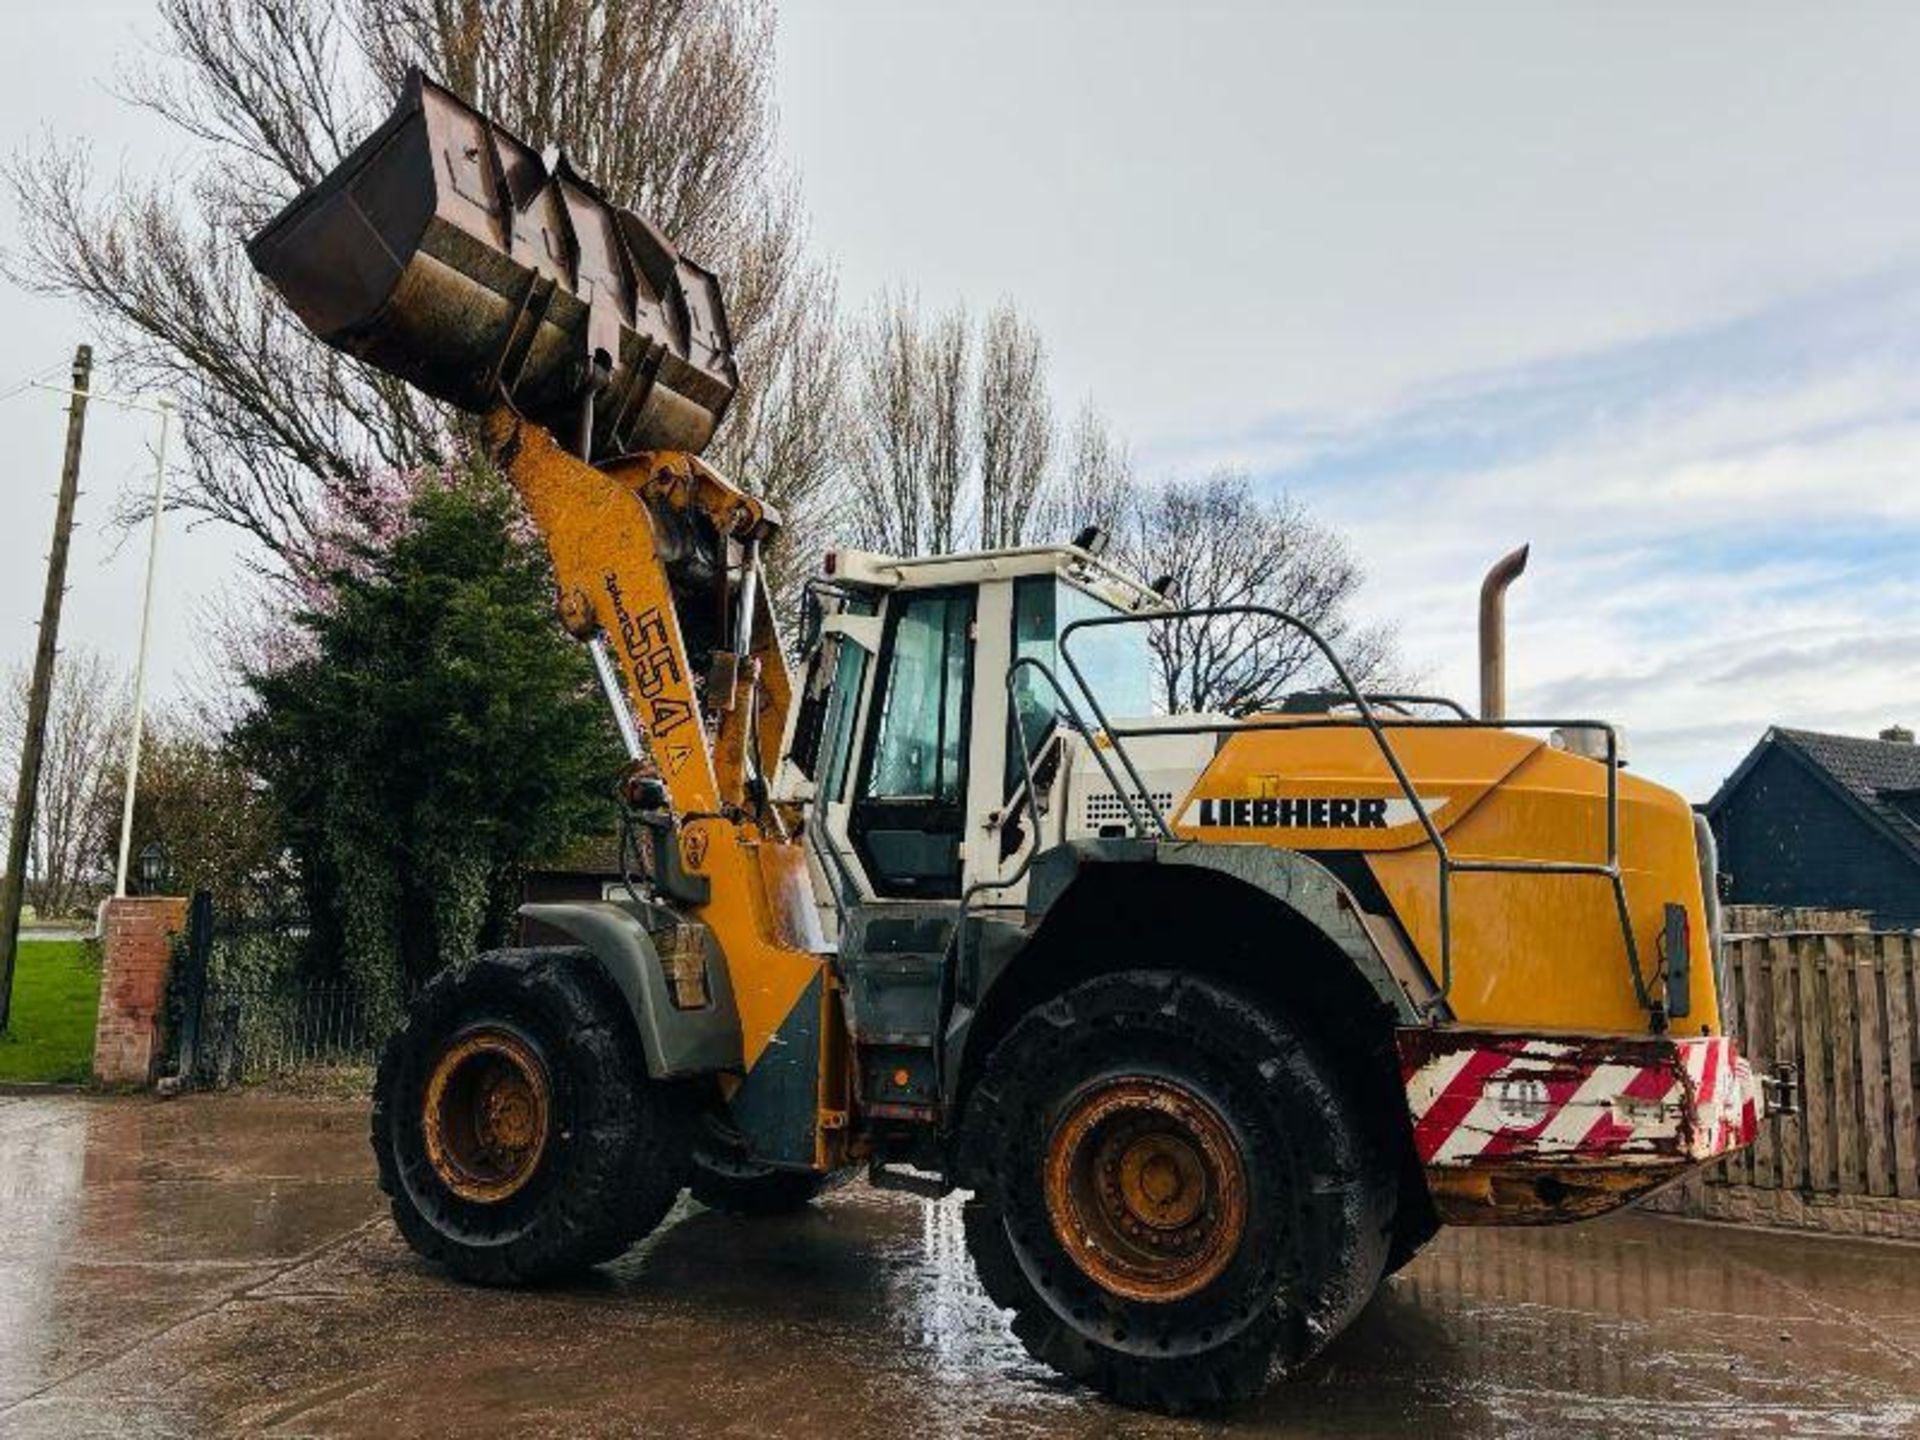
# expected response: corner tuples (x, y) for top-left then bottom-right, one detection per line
(485, 407), (791, 822)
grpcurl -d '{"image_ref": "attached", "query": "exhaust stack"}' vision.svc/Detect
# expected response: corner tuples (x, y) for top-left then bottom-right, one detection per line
(1478, 544), (1529, 721)
(247, 70), (737, 461)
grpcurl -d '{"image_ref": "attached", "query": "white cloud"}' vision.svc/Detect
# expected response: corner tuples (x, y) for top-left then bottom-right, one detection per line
(1234, 286), (1920, 799)
(776, 4), (1920, 804)
(782, 2), (1920, 433)
(2, 0), (1916, 800)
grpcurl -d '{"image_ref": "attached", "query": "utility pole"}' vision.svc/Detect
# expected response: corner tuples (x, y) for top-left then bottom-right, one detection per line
(0, 344), (93, 1033)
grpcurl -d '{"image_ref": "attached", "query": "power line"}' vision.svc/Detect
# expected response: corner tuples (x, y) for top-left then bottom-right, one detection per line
(0, 359), (74, 407)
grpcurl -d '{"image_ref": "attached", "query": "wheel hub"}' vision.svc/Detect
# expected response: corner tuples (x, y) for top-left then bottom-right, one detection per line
(1044, 1076), (1248, 1303)
(422, 1026), (553, 1204)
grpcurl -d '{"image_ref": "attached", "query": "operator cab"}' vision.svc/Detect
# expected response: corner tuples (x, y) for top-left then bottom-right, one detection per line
(775, 543), (1167, 939)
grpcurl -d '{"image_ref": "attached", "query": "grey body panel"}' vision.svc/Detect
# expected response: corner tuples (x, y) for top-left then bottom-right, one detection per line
(835, 905), (956, 1114)
(1029, 839), (1424, 1020)
(517, 900), (742, 1079)
(837, 907), (955, 1045)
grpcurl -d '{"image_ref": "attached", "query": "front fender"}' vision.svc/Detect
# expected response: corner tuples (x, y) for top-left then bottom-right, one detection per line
(519, 900), (742, 1079)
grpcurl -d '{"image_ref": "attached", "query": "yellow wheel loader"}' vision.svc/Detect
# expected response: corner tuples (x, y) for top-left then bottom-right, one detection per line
(250, 72), (1777, 1412)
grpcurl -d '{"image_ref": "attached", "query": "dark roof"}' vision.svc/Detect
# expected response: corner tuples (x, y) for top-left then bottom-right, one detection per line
(1706, 726), (1920, 865)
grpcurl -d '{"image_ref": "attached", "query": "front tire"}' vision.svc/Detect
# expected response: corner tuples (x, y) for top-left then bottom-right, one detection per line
(957, 970), (1395, 1413)
(372, 947), (692, 1285)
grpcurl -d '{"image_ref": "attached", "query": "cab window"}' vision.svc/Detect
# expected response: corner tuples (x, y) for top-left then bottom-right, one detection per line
(868, 591), (970, 802)
(1008, 576), (1152, 793)
(784, 593), (874, 799)
(817, 640), (869, 803)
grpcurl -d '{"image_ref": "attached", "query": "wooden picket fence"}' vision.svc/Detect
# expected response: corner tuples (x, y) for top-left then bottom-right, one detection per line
(1646, 929), (1920, 1238)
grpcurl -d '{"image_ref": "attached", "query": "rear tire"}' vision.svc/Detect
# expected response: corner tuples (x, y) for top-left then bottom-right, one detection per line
(689, 1158), (836, 1216)
(687, 1108), (843, 1215)
(957, 970), (1395, 1413)
(372, 947), (692, 1285)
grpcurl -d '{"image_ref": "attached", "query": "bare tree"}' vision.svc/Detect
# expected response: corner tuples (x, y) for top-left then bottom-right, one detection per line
(705, 217), (847, 622)
(921, 307), (974, 554)
(845, 292), (922, 554)
(847, 291), (959, 555)
(6, 0), (827, 575)
(1043, 401), (1134, 540)
(846, 293), (1076, 556)
(0, 651), (131, 918)
(103, 709), (285, 907)
(1121, 472), (1397, 715)
(977, 302), (1054, 549)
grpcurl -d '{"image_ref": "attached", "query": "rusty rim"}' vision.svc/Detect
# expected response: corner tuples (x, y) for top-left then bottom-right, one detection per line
(1044, 1076), (1248, 1304)
(421, 1026), (553, 1204)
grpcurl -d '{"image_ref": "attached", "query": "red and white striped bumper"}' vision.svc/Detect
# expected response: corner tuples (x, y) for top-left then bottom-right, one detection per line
(1398, 1029), (1760, 1183)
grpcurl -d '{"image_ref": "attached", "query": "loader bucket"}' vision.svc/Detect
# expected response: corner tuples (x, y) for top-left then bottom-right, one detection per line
(248, 69), (737, 460)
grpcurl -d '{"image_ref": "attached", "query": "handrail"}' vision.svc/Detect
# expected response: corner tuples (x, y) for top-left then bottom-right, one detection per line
(1048, 604), (1656, 1023)
(1061, 603), (1454, 873)
(950, 658), (1142, 1001)
(1099, 711), (1626, 887)
(1280, 690), (1475, 721)
(1004, 656), (1147, 841)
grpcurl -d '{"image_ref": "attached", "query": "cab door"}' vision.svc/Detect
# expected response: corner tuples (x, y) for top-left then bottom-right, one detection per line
(847, 587), (975, 899)
(777, 607), (878, 943)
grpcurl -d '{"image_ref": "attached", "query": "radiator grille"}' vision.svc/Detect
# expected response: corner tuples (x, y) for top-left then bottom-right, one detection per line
(1082, 790), (1175, 826)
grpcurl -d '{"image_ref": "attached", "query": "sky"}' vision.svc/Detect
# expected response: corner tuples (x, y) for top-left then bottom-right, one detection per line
(0, 3), (247, 730)
(3, 2), (1919, 799)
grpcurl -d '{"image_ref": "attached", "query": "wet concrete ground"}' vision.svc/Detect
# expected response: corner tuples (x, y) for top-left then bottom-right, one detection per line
(0, 1093), (1916, 1438)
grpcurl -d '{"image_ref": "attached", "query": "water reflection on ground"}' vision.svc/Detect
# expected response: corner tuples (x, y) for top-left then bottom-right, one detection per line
(0, 1093), (1914, 1437)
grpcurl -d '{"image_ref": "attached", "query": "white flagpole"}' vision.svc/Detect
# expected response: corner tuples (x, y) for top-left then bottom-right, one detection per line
(114, 399), (174, 898)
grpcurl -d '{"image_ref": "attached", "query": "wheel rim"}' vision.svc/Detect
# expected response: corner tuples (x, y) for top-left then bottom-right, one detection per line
(1044, 1076), (1248, 1304)
(422, 1026), (553, 1203)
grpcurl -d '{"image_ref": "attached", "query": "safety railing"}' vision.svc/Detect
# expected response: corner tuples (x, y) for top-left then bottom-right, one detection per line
(1004, 656), (1148, 844)
(1020, 605), (1655, 1020)
(948, 659), (1141, 1021)
(1280, 690), (1474, 721)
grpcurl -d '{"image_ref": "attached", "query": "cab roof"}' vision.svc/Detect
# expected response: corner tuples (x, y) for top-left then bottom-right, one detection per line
(827, 542), (1169, 614)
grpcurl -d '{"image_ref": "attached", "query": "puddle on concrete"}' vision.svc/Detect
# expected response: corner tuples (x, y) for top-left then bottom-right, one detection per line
(0, 1093), (1915, 1436)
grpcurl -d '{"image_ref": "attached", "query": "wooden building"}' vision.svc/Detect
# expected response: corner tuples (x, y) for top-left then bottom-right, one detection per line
(1704, 726), (1920, 932)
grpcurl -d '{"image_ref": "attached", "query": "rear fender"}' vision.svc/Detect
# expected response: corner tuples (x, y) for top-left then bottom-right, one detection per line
(1022, 838), (1427, 1021)
(950, 838), (1428, 1099)
(518, 900), (742, 1079)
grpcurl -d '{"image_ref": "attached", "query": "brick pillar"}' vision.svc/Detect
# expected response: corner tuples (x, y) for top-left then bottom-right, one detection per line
(92, 896), (189, 1087)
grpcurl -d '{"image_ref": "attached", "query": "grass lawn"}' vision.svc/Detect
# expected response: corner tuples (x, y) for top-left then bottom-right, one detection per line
(0, 939), (99, 1083)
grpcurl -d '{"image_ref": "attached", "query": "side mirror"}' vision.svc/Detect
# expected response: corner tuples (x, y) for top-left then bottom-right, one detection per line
(798, 587), (824, 654)
(786, 634), (840, 780)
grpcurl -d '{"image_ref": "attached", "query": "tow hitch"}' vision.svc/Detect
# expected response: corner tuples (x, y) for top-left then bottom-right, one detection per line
(1761, 1061), (1801, 1118)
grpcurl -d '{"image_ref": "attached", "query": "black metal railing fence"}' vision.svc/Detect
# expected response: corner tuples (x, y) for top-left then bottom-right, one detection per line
(169, 891), (391, 1086)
